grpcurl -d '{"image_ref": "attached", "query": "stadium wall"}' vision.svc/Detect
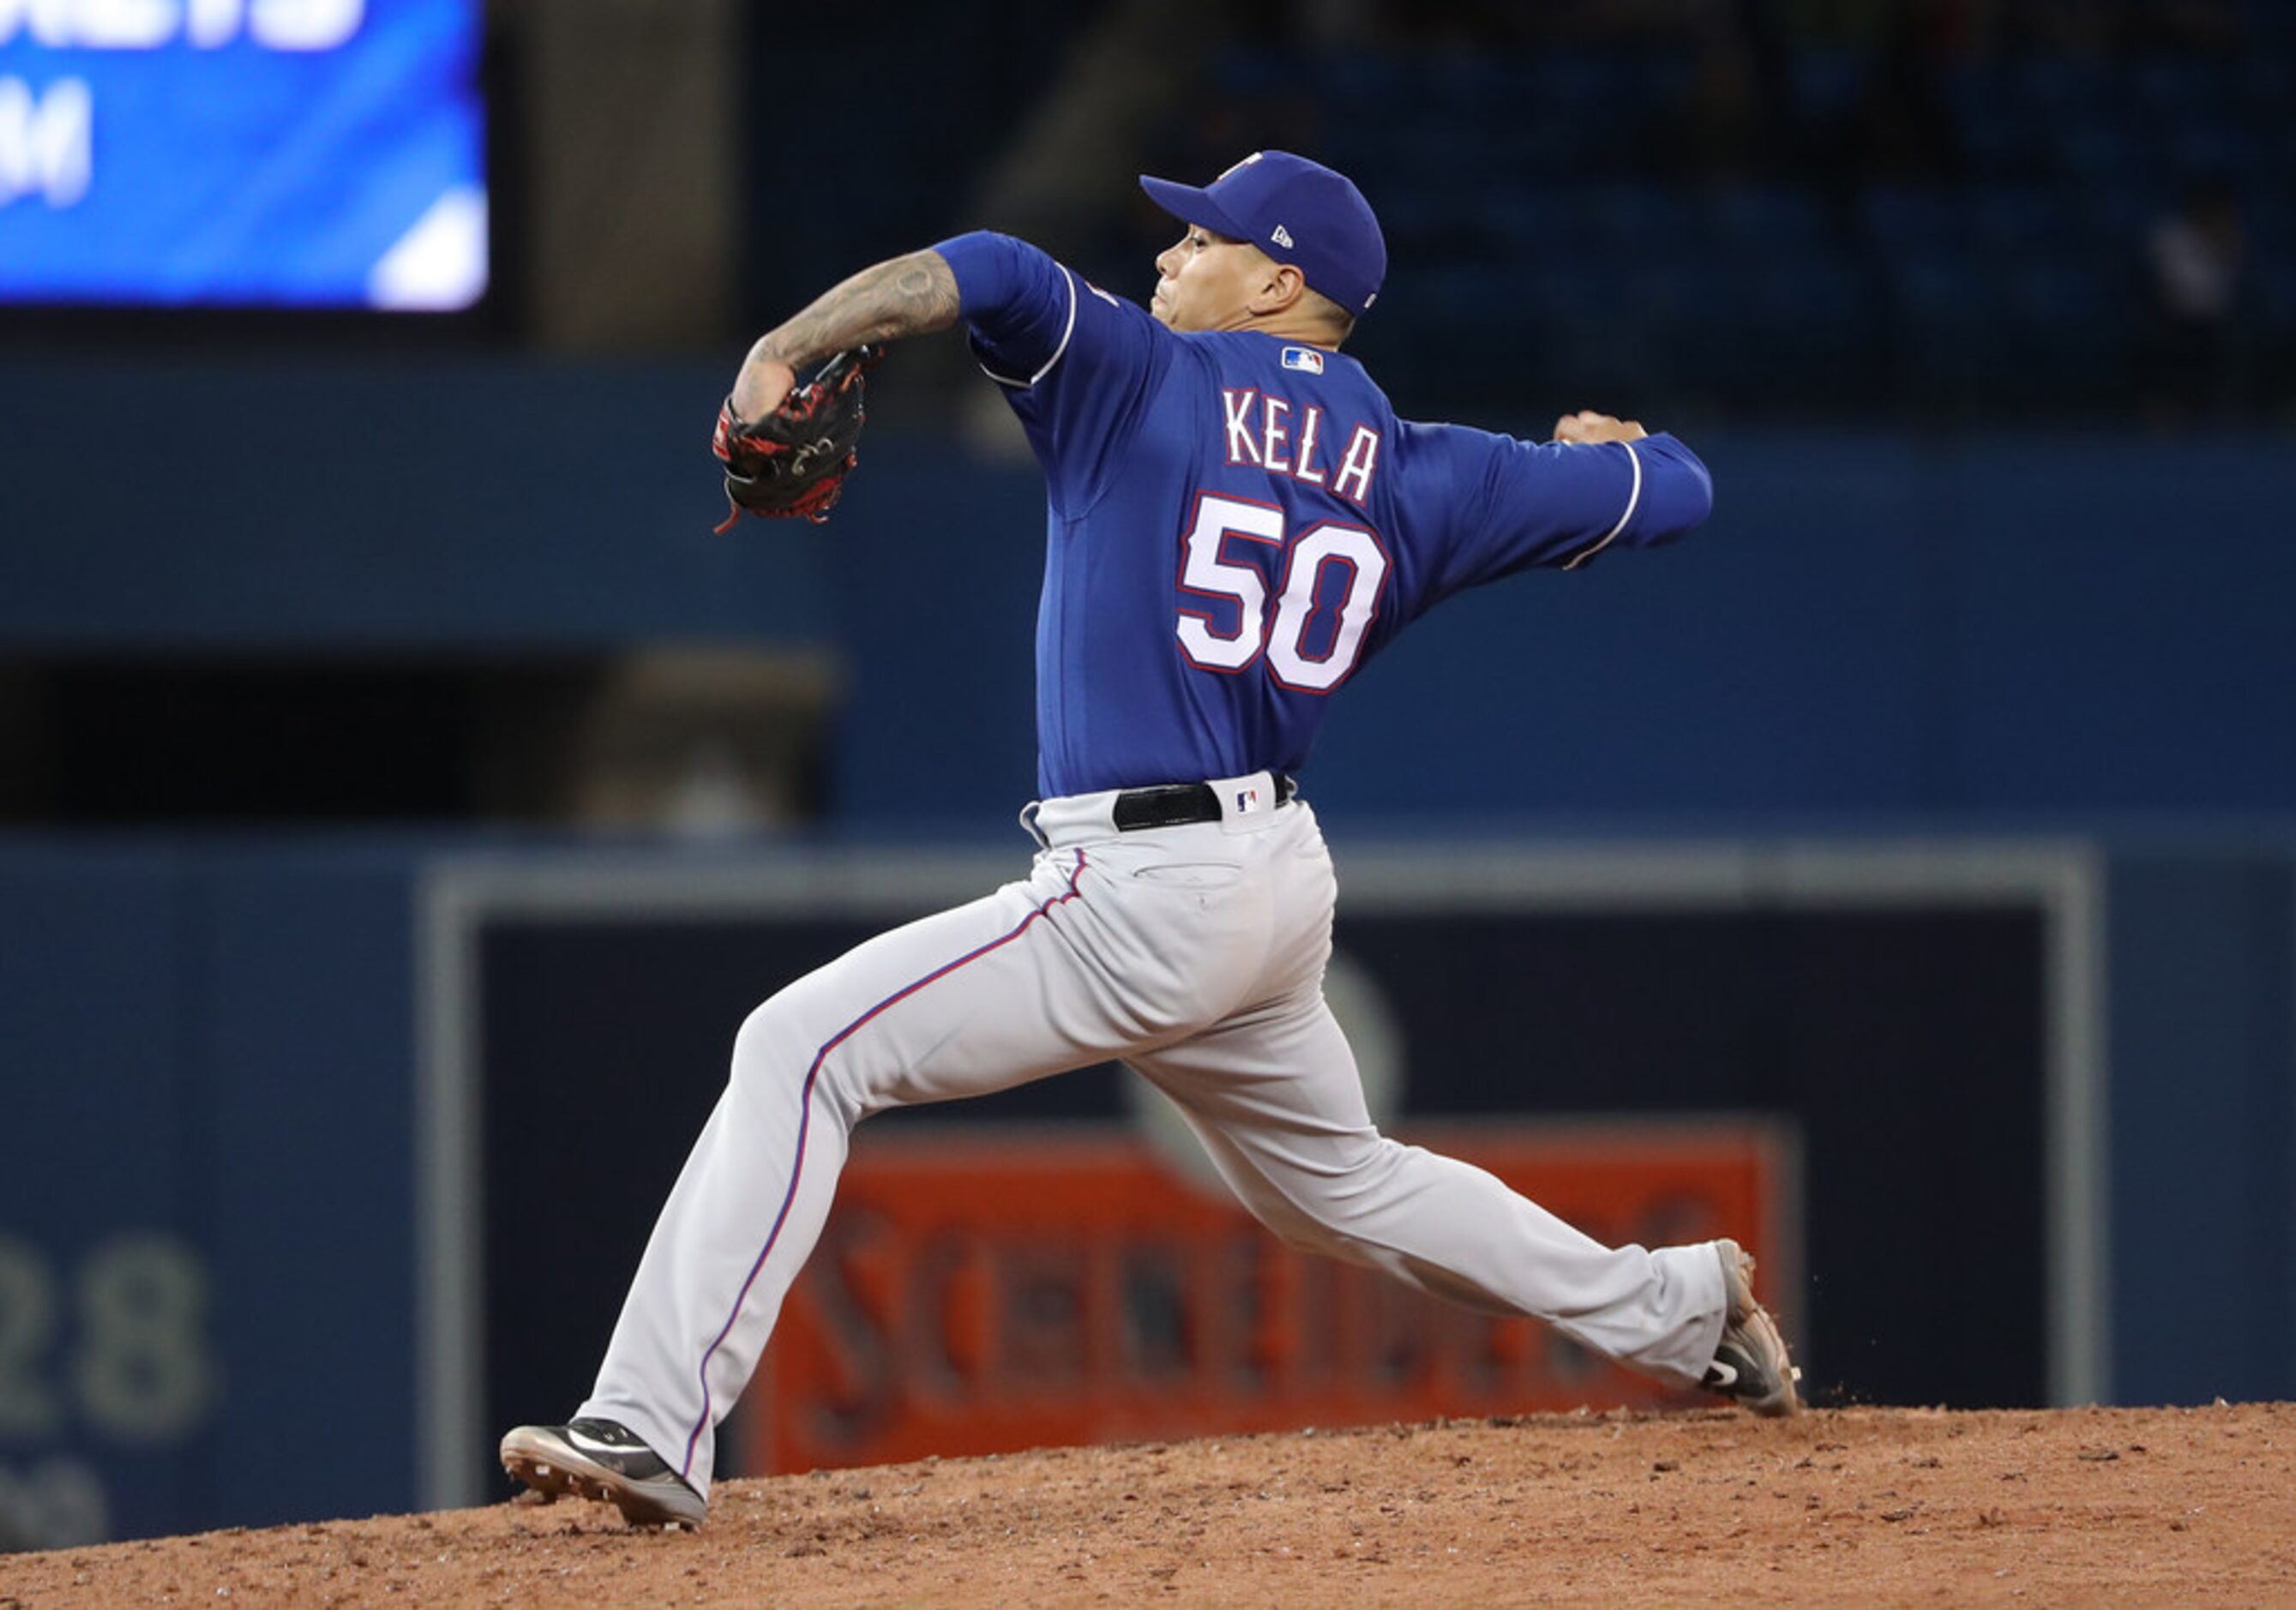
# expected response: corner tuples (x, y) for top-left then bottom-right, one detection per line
(5, 361), (2293, 820)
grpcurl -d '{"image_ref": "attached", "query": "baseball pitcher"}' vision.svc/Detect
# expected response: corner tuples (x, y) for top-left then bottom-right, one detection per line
(502, 150), (1800, 1529)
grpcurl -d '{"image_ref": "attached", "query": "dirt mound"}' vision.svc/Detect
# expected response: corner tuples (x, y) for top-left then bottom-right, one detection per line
(5, 1404), (2293, 1607)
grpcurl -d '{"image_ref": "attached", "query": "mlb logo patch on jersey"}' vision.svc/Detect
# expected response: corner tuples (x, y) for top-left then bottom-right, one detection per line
(1281, 345), (1325, 375)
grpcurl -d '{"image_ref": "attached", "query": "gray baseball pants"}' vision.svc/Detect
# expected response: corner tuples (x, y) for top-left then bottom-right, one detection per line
(579, 773), (1729, 1494)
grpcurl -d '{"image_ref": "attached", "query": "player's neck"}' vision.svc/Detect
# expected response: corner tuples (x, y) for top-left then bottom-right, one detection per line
(1225, 309), (1343, 351)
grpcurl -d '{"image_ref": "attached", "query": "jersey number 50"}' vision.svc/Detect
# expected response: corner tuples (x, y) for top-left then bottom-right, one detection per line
(1175, 493), (1390, 693)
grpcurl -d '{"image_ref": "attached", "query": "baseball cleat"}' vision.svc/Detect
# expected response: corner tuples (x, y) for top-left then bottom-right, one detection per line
(500, 1418), (706, 1529)
(1702, 1238), (1803, 1417)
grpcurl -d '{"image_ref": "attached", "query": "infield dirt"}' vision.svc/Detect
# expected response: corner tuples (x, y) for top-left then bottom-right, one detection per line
(3, 1403), (2292, 1607)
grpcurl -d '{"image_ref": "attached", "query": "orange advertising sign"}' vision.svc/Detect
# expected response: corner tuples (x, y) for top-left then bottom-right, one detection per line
(742, 1121), (1796, 1475)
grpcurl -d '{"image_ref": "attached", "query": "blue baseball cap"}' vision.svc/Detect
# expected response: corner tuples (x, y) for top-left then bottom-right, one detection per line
(1139, 150), (1386, 317)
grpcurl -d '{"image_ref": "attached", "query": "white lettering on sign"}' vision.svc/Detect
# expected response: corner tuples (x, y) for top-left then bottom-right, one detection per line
(0, 1234), (217, 1445)
(0, 0), (362, 49)
(0, 77), (91, 207)
(248, 0), (362, 51)
(184, 0), (237, 44)
(0, 1457), (110, 1550)
(75, 0), (173, 48)
(0, 0), (70, 47)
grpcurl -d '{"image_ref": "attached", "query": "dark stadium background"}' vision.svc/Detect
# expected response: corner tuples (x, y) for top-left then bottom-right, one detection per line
(3, 0), (2290, 1548)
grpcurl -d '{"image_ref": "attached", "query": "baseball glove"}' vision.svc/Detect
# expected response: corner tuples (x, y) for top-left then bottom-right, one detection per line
(712, 345), (884, 531)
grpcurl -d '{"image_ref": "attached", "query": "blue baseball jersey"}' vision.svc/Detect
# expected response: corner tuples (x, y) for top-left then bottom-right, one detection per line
(935, 231), (1715, 799)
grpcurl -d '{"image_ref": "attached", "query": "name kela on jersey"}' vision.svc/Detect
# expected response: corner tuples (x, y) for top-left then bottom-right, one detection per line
(1220, 387), (1382, 506)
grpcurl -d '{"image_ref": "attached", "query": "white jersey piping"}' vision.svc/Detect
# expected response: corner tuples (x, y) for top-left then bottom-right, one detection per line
(978, 267), (1081, 389)
(1564, 438), (1644, 571)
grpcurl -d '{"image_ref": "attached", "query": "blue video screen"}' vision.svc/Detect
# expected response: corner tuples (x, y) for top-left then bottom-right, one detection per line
(0, 0), (486, 309)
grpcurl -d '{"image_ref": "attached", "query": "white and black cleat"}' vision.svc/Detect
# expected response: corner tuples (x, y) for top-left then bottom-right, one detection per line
(500, 1418), (707, 1529)
(1702, 1238), (1804, 1417)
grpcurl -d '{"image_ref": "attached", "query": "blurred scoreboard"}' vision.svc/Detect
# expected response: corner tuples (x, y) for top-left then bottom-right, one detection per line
(0, 0), (486, 309)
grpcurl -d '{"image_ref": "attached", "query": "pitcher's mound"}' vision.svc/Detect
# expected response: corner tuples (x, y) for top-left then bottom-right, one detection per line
(7, 1403), (2293, 1606)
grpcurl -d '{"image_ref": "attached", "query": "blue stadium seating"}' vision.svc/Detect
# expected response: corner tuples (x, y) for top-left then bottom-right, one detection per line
(1476, 187), (1593, 261)
(1967, 185), (2078, 255)
(2051, 115), (2152, 184)
(1938, 66), (2035, 175)
(1582, 180), (1703, 252)
(1860, 185), (1965, 254)
(1199, 25), (2291, 418)
(1704, 184), (1833, 258)
(1789, 49), (1866, 117)
(2256, 262), (2296, 333)
(2010, 55), (2113, 117)
(2165, 115), (2254, 183)
(2127, 58), (2215, 118)
(2230, 54), (2293, 120)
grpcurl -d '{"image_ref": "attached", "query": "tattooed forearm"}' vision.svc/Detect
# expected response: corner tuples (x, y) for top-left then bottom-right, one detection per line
(749, 249), (960, 371)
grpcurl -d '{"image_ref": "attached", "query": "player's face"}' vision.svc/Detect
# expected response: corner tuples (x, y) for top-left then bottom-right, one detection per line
(1151, 226), (1265, 332)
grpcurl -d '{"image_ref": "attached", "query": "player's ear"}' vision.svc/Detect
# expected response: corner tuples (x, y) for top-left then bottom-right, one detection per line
(1253, 261), (1307, 315)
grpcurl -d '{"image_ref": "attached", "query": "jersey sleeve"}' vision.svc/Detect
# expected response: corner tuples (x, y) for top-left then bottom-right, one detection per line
(934, 230), (1174, 514)
(1401, 421), (1716, 606)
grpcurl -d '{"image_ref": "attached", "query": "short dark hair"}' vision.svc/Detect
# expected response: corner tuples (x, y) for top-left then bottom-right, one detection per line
(1202, 230), (1359, 345)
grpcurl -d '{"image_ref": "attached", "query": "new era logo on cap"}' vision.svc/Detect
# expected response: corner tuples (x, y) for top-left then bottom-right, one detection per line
(1271, 225), (1294, 249)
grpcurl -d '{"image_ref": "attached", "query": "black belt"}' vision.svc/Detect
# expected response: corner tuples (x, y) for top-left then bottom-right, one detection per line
(1112, 774), (1297, 832)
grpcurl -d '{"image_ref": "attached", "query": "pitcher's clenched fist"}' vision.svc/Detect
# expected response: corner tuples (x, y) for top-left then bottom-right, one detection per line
(1554, 409), (1649, 445)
